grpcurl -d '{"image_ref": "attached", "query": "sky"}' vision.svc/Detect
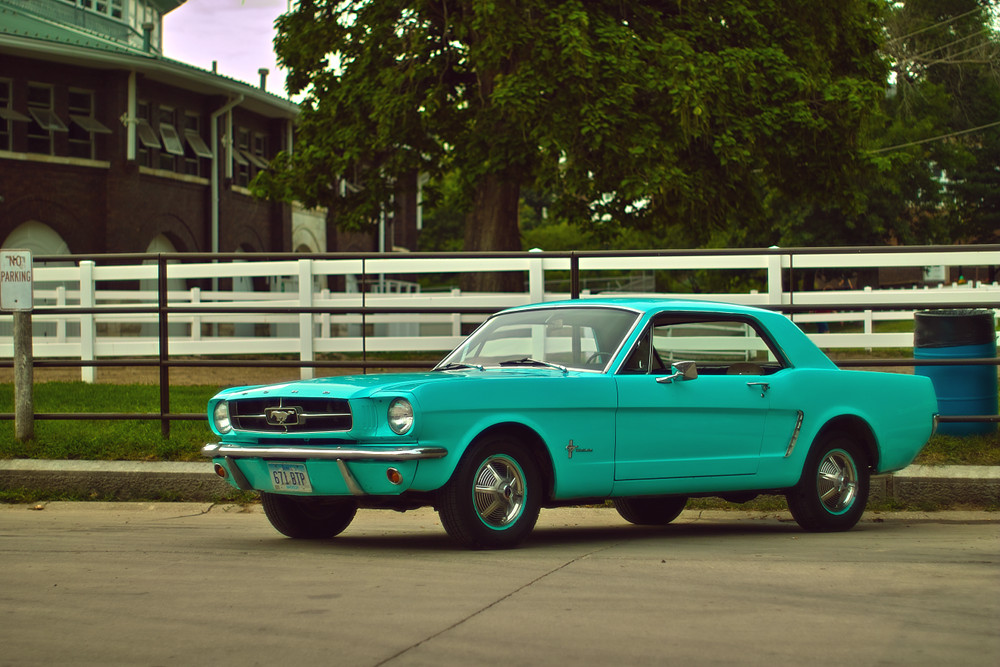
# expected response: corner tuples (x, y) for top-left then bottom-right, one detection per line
(163, 0), (292, 97)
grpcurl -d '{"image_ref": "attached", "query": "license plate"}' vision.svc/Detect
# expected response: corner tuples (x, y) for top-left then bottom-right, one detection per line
(267, 463), (312, 492)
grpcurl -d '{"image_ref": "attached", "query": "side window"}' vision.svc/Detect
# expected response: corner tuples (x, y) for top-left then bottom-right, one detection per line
(621, 316), (784, 376)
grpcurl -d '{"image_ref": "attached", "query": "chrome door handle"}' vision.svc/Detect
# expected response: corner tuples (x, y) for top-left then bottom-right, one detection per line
(747, 381), (770, 397)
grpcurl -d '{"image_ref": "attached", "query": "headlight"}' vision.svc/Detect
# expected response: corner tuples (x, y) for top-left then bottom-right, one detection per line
(387, 398), (414, 435)
(213, 401), (232, 434)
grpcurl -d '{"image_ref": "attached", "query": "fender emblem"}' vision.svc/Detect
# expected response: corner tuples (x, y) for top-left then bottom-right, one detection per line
(566, 440), (593, 459)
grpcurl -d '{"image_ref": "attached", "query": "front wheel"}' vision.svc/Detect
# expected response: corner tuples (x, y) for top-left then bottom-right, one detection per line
(438, 436), (542, 549)
(613, 496), (688, 525)
(260, 493), (358, 539)
(786, 432), (870, 532)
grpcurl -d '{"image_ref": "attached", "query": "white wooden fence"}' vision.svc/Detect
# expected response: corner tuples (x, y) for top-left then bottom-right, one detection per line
(1, 247), (997, 382)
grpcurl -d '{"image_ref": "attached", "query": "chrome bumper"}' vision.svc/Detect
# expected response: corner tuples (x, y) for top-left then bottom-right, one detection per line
(201, 443), (448, 462)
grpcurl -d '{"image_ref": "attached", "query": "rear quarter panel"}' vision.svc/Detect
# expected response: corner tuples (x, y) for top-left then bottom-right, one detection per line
(760, 368), (938, 486)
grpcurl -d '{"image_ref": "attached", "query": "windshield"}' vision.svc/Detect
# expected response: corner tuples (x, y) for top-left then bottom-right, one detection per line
(438, 306), (640, 372)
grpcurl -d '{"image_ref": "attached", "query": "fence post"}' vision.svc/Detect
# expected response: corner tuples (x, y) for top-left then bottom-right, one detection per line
(55, 285), (66, 342)
(13, 310), (33, 442)
(528, 248), (544, 303)
(299, 259), (315, 380)
(190, 286), (201, 341)
(79, 260), (96, 383)
(451, 288), (462, 336)
(158, 255), (170, 438)
(570, 253), (580, 299)
(767, 252), (784, 308)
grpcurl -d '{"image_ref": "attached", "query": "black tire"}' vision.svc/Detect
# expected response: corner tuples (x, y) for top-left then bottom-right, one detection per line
(438, 435), (542, 549)
(260, 493), (358, 539)
(613, 496), (688, 525)
(786, 431), (870, 532)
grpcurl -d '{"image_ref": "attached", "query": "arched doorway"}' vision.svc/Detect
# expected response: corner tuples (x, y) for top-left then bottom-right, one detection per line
(1, 221), (73, 339)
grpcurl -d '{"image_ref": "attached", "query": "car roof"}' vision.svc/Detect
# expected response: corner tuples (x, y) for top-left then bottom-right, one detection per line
(503, 298), (837, 370)
(506, 297), (771, 316)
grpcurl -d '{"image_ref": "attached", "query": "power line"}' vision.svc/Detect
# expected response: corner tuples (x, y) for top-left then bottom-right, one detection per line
(885, 6), (984, 45)
(869, 119), (1000, 154)
(893, 27), (991, 64)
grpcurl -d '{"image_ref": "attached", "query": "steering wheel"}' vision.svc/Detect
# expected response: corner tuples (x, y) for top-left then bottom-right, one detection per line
(586, 351), (610, 366)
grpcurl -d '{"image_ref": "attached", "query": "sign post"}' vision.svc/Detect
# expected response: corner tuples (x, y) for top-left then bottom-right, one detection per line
(1, 250), (34, 442)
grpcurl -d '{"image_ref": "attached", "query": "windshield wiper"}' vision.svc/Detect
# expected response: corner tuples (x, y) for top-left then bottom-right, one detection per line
(498, 357), (568, 373)
(433, 362), (484, 372)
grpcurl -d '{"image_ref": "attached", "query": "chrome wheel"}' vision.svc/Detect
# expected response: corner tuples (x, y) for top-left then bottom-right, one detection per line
(473, 454), (526, 528)
(787, 431), (870, 532)
(438, 436), (541, 549)
(817, 449), (858, 515)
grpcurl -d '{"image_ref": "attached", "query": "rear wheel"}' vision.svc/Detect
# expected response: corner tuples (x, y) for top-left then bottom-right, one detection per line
(438, 435), (541, 549)
(260, 493), (358, 539)
(613, 496), (688, 525)
(786, 432), (870, 532)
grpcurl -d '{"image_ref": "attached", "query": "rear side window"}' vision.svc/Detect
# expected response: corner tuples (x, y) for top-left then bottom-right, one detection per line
(620, 315), (786, 376)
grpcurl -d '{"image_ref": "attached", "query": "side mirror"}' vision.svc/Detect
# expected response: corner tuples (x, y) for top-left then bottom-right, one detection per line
(656, 360), (698, 384)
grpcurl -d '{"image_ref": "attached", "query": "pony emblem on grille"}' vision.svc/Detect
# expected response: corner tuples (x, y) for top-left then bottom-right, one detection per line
(265, 406), (301, 426)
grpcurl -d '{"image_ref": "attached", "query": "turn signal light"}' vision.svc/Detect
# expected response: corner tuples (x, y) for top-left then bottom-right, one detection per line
(214, 464), (228, 479)
(386, 467), (403, 485)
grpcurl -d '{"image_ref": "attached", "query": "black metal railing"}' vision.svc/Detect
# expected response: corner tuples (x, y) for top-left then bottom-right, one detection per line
(1, 248), (997, 435)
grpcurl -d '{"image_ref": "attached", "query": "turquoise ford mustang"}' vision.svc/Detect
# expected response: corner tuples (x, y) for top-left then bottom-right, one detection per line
(203, 299), (939, 549)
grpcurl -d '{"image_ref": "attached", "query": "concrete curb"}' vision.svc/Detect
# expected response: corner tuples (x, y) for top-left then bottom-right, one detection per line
(0, 460), (231, 500)
(1, 459), (999, 505)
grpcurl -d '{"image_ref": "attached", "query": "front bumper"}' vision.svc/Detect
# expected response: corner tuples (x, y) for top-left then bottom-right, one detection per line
(201, 443), (447, 461)
(202, 443), (449, 496)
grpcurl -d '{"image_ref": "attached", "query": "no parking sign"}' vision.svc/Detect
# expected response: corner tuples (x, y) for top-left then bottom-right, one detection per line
(1, 250), (33, 311)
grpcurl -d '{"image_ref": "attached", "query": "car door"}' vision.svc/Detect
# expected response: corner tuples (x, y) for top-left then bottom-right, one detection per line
(614, 315), (782, 480)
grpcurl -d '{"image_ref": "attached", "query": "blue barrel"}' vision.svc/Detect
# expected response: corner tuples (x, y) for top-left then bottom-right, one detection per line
(914, 309), (998, 436)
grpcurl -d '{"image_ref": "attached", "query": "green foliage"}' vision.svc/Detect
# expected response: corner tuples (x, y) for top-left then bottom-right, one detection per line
(259, 0), (890, 250)
(860, 0), (1000, 245)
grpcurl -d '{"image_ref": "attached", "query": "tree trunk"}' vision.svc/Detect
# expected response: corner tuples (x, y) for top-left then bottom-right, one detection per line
(461, 170), (522, 292)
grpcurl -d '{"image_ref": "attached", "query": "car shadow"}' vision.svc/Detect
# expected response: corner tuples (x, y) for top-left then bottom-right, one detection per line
(224, 514), (809, 553)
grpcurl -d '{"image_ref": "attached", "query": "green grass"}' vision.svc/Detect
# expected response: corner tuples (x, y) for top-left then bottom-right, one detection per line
(0, 382), (216, 461)
(1, 381), (997, 464)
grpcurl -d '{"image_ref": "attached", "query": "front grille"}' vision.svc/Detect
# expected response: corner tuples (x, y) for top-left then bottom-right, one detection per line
(230, 397), (352, 433)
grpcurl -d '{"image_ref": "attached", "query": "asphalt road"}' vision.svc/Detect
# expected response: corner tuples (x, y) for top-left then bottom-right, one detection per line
(1, 503), (997, 666)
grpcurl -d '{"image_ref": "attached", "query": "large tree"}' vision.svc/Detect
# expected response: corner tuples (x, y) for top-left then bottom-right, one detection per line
(868, 0), (1000, 245)
(257, 0), (889, 273)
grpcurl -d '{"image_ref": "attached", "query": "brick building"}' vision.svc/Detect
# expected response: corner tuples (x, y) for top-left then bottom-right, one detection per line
(0, 0), (304, 260)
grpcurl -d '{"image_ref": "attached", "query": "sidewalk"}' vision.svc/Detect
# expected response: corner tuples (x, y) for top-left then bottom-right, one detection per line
(1, 458), (998, 506)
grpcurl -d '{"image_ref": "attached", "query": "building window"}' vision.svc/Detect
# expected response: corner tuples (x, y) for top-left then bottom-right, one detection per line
(27, 84), (67, 155)
(252, 133), (269, 168)
(61, 0), (125, 21)
(234, 127), (251, 186)
(0, 79), (13, 151)
(233, 128), (269, 187)
(158, 106), (184, 171)
(67, 89), (110, 160)
(182, 112), (212, 177)
(136, 100), (159, 167)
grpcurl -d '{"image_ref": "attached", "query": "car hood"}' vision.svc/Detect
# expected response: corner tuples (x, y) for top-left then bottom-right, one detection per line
(214, 368), (580, 401)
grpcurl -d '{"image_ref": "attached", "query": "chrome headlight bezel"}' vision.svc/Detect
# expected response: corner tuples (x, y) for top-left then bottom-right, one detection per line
(213, 400), (232, 434)
(387, 397), (414, 435)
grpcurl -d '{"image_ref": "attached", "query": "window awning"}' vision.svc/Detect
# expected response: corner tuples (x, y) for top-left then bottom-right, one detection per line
(28, 108), (68, 131)
(184, 130), (213, 158)
(70, 115), (112, 134)
(159, 122), (185, 156)
(0, 107), (31, 122)
(240, 149), (269, 169)
(136, 120), (161, 149)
